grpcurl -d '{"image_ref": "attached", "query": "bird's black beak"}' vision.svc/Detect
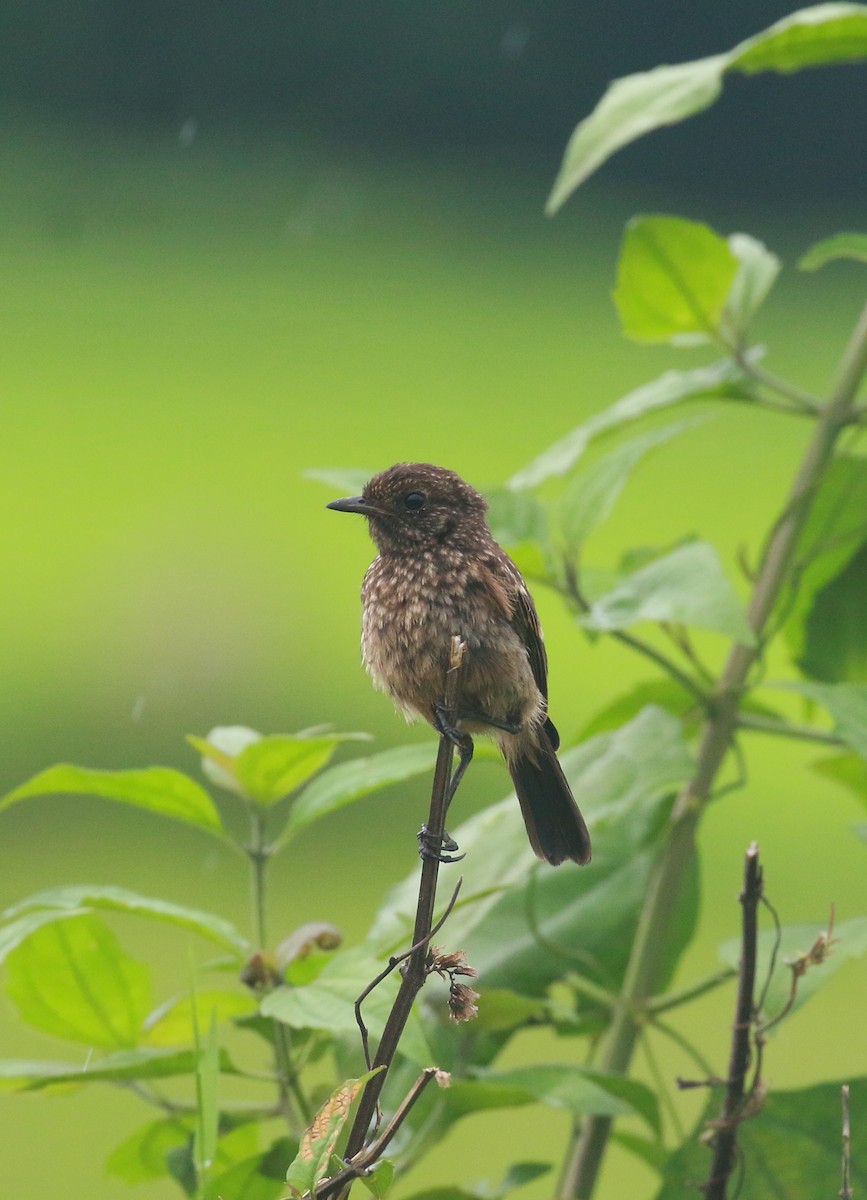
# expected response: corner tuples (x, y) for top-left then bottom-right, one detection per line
(327, 495), (376, 516)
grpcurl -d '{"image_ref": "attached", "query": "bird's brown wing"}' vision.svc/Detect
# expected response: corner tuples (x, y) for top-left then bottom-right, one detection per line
(501, 560), (561, 751)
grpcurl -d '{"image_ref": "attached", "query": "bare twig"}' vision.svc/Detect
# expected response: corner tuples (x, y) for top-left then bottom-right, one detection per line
(341, 637), (467, 1167)
(354, 877), (463, 1070)
(703, 843), (763, 1200)
(840, 1085), (853, 1200)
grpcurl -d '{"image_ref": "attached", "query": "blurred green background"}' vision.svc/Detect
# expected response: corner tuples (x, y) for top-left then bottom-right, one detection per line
(1, 3), (866, 1197)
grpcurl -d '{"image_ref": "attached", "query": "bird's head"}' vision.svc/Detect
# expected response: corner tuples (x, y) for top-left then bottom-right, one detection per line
(327, 462), (489, 552)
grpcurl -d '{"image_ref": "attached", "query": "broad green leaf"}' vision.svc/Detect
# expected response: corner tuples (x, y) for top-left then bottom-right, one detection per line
(305, 467), (373, 495)
(508, 357), (755, 489)
(368, 708), (695, 998)
(3, 884), (250, 958)
(0, 909), (88, 966)
(106, 1116), (193, 1184)
(725, 233), (782, 333)
(0, 764), (222, 833)
(561, 418), (708, 548)
(612, 1132), (668, 1171)
(614, 215), (739, 345)
(799, 231), (867, 270)
(471, 988), (545, 1034)
(204, 1137), (297, 1200)
(583, 541), (755, 644)
(361, 1158), (395, 1199)
(548, 5), (867, 210)
(798, 542), (867, 682)
(284, 1071), (380, 1197)
(235, 735), (342, 806)
(782, 457), (867, 672)
(496, 1164), (552, 1195)
(5, 913), (152, 1048)
(145, 990), (256, 1046)
(580, 679), (703, 738)
(546, 56), (727, 214)
(485, 489), (554, 581)
(719, 916), (867, 1021)
(0, 1046), (232, 1090)
(812, 752), (867, 806)
(657, 1077), (867, 1200)
(190, 725), (262, 795)
(448, 1065), (658, 1132)
(781, 681), (867, 757)
(279, 743), (439, 843)
(730, 3), (867, 73)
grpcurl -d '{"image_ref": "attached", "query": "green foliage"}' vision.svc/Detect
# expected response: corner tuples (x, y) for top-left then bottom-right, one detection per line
(547, 3), (867, 211)
(799, 230), (867, 270)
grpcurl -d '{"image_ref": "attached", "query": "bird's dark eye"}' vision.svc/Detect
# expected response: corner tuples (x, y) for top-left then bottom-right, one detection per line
(404, 491), (426, 511)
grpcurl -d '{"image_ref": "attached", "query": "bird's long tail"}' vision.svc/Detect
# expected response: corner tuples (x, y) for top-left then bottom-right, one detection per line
(506, 731), (591, 866)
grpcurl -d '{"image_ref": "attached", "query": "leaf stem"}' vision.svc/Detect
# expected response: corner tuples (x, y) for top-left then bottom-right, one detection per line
(736, 711), (843, 747)
(557, 298), (867, 1200)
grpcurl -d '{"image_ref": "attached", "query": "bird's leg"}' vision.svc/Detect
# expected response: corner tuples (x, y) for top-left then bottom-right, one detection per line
(420, 705), (475, 862)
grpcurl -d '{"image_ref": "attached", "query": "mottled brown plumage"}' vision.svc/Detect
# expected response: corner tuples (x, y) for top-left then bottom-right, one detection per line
(328, 462), (591, 866)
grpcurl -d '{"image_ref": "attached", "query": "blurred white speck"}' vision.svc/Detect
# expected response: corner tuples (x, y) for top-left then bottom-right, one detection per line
(82, 1048), (94, 1073)
(499, 22), (529, 61)
(178, 118), (198, 147)
(132, 695), (145, 721)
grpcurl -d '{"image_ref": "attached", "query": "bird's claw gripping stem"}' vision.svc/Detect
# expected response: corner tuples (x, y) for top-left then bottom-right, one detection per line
(417, 825), (465, 863)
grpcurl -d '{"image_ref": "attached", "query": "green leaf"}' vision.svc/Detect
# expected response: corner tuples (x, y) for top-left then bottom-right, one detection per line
(583, 541), (755, 644)
(2, 884), (251, 958)
(730, 3), (867, 73)
(812, 752), (867, 806)
(548, 5), (867, 210)
(0, 1046), (232, 1090)
(546, 56), (727, 214)
(800, 231), (867, 271)
(0, 763), (222, 833)
(496, 1164), (552, 1195)
(725, 233), (782, 332)
(783, 457), (867, 673)
(145, 990), (256, 1046)
(448, 1065), (658, 1132)
(508, 357), (754, 489)
(284, 1071), (380, 1198)
(612, 1132), (668, 1171)
(368, 707), (695, 999)
(203, 1138), (297, 1200)
(235, 736), (342, 806)
(780, 681), (867, 758)
(305, 467), (373, 495)
(561, 418), (708, 548)
(657, 1077), (867, 1200)
(798, 542), (867, 682)
(361, 1159), (395, 1199)
(280, 743), (439, 843)
(5, 913), (152, 1047)
(471, 988), (546, 1034)
(106, 1116), (194, 1184)
(614, 215), (739, 345)
(718, 916), (867, 1022)
(580, 680), (702, 738)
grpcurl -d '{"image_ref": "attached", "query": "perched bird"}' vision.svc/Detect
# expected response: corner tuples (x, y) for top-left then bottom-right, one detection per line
(327, 462), (591, 866)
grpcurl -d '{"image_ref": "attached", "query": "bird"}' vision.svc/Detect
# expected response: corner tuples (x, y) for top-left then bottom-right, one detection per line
(327, 462), (591, 866)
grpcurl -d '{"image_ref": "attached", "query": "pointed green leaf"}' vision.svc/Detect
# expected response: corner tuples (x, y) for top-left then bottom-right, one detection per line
(799, 231), (867, 270)
(361, 1158), (395, 1199)
(0, 764), (222, 833)
(583, 541), (755, 644)
(5, 913), (152, 1047)
(730, 3), (867, 73)
(812, 752), (867, 806)
(0, 1046), (231, 1090)
(657, 1077), (867, 1200)
(725, 233), (782, 332)
(145, 990), (256, 1046)
(798, 541), (867, 682)
(106, 1116), (193, 1184)
(235, 736), (342, 806)
(781, 681), (867, 758)
(548, 5), (867, 210)
(614, 215), (739, 345)
(3, 885), (250, 958)
(194, 1012), (220, 1185)
(508, 357), (754, 489)
(280, 743), (438, 843)
(561, 418), (708, 548)
(546, 56), (727, 213)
